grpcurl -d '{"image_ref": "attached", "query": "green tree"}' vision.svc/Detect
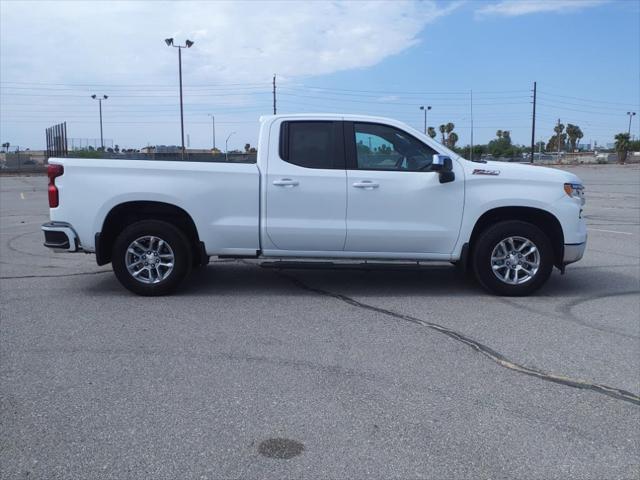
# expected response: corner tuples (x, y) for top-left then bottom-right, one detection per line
(445, 123), (454, 136)
(614, 132), (630, 164)
(427, 127), (436, 139)
(566, 124), (584, 151)
(547, 123), (566, 152)
(438, 124), (446, 143)
(447, 132), (459, 148)
(487, 128), (513, 157)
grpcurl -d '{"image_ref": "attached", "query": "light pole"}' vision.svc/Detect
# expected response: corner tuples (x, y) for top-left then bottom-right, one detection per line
(419, 105), (431, 134)
(627, 111), (636, 135)
(208, 113), (216, 151)
(91, 94), (108, 150)
(225, 131), (236, 161)
(165, 37), (194, 159)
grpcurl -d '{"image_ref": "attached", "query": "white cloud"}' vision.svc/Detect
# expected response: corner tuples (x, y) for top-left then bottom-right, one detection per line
(0, 0), (458, 84)
(476, 0), (607, 17)
(0, 1), (460, 150)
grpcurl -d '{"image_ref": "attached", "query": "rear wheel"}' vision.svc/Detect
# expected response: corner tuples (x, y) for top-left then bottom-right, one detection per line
(472, 220), (553, 296)
(112, 220), (192, 296)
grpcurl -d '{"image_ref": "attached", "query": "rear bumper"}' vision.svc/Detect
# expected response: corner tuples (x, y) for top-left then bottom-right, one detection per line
(563, 241), (586, 265)
(42, 222), (80, 252)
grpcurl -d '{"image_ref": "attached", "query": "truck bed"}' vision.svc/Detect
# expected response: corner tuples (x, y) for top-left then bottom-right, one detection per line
(49, 157), (261, 255)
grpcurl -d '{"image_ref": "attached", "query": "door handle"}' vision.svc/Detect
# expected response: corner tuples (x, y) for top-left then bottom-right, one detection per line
(273, 178), (299, 187)
(352, 181), (379, 189)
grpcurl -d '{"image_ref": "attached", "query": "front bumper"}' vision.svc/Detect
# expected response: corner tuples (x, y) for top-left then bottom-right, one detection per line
(563, 241), (586, 265)
(42, 222), (80, 252)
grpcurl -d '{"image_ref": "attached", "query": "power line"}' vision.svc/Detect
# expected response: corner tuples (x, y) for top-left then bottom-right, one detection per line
(537, 94), (636, 112)
(536, 101), (627, 116)
(0, 91), (271, 98)
(540, 90), (639, 107)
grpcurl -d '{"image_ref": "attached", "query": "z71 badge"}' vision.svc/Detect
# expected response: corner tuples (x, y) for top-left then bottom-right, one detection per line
(472, 169), (500, 176)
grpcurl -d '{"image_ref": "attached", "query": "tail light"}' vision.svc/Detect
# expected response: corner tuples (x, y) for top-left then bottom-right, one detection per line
(47, 164), (64, 208)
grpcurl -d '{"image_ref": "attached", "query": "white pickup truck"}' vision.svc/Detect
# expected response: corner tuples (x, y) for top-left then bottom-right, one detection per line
(42, 114), (586, 296)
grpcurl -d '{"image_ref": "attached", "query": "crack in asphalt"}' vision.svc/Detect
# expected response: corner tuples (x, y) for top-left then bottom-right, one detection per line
(0, 270), (110, 280)
(277, 271), (640, 406)
(497, 292), (640, 341)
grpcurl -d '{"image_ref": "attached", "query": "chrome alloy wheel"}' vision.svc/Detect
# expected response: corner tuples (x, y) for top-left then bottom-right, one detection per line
(490, 236), (540, 285)
(125, 235), (174, 284)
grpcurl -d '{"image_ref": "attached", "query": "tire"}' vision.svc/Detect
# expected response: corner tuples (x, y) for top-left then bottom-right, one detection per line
(472, 220), (553, 296)
(112, 220), (192, 296)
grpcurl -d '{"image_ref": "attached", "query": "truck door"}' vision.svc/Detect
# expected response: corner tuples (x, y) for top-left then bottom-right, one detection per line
(265, 120), (347, 251)
(344, 121), (464, 254)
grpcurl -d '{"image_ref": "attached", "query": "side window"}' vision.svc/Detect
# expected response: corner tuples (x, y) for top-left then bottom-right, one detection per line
(353, 123), (437, 171)
(280, 121), (339, 169)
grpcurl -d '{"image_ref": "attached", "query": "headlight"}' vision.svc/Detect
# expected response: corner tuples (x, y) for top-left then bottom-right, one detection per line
(564, 182), (585, 205)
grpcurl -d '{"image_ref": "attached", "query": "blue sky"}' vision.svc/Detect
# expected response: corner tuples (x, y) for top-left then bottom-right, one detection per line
(1, 0), (639, 151)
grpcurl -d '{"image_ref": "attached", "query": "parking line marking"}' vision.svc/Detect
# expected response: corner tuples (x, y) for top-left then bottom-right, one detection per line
(590, 228), (634, 236)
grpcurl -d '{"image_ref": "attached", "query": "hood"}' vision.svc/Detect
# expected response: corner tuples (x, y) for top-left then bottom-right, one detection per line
(464, 160), (582, 185)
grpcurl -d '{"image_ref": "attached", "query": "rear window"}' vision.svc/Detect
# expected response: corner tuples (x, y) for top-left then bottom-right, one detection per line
(280, 121), (340, 169)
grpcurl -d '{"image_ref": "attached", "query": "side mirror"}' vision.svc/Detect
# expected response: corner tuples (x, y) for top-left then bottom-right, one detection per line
(432, 154), (455, 183)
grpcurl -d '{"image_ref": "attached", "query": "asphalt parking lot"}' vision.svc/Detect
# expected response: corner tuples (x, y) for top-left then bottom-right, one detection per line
(1, 164), (639, 479)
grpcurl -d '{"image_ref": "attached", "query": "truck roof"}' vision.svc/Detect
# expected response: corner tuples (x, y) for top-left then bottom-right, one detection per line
(259, 113), (402, 123)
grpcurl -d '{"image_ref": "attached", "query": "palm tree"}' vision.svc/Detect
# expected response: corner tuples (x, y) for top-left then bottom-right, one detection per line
(438, 124), (446, 143)
(566, 124), (584, 151)
(614, 132), (630, 164)
(447, 132), (459, 148)
(445, 123), (455, 135)
(553, 122), (565, 136)
(427, 127), (436, 139)
(496, 130), (503, 139)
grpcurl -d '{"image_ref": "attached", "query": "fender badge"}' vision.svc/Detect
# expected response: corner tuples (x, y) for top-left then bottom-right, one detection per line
(473, 169), (500, 176)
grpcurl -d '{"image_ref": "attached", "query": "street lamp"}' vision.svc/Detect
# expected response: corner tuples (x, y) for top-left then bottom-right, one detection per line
(224, 132), (236, 162)
(419, 105), (431, 134)
(165, 37), (194, 159)
(225, 131), (236, 161)
(627, 111), (636, 136)
(208, 114), (216, 151)
(91, 94), (108, 150)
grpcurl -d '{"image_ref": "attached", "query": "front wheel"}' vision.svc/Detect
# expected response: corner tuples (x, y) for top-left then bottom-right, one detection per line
(112, 220), (192, 296)
(472, 220), (553, 296)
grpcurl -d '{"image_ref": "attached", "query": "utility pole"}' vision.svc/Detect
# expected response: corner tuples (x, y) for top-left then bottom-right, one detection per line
(90, 94), (108, 150)
(208, 114), (216, 151)
(530, 81), (536, 163)
(470, 90), (474, 161)
(627, 111), (636, 135)
(165, 37), (194, 160)
(557, 118), (561, 158)
(272, 74), (277, 115)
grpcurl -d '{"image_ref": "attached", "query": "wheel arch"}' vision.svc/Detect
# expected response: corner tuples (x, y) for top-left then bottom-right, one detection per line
(96, 201), (202, 266)
(467, 206), (564, 269)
